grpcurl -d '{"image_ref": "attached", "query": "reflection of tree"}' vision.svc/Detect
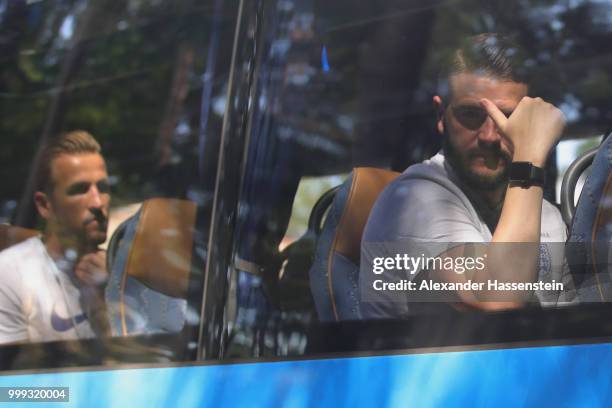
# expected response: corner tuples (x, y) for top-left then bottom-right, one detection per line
(14, 0), (113, 227)
(426, 0), (612, 135)
(155, 45), (194, 169)
(0, 0), (237, 224)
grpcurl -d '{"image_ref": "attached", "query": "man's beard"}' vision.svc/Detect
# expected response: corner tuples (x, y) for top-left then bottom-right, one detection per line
(83, 210), (108, 248)
(58, 228), (106, 252)
(58, 218), (107, 251)
(442, 132), (511, 191)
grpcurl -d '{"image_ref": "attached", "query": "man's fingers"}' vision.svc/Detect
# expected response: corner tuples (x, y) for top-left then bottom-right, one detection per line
(78, 251), (106, 268)
(76, 257), (101, 271)
(75, 267), (94, 285)
(75, 266), (107, 286)
(479, 98), (507, 130)
(75, 251), (109, 287)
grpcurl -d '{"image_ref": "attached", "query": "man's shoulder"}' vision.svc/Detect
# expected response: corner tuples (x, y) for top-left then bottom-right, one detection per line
(375, 173), (449, 214)
(0, 237), (44, 265)
(374, 158), (464, 210)
(0, 237), (45, 310)
(364, 159), (476, 242)
(402, 153), (449, 182)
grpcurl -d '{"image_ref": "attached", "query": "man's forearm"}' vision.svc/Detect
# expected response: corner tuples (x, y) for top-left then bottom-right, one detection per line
(494, 185), (543, 243)
(485, 147), (548, 285)
(475, 183), (545, 301)
(494, 148), (547, 243)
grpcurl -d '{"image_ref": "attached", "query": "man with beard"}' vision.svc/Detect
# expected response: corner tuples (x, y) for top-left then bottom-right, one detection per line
(0, 130), (111, 343)
(360, 34), (575, 317)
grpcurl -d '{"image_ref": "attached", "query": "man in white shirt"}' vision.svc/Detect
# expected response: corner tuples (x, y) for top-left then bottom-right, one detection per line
(0, 130), (110, 343)
(360, 34), (574, 317)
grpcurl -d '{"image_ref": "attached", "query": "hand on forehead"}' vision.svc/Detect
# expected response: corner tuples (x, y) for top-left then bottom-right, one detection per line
(448, 72), (528, 112)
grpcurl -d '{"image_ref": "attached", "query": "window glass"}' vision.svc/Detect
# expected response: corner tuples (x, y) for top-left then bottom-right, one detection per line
(225, 0), (612, 360)
(0, 0), (238, 370)
(556, 135), (603, 203)
(2, 0), (612, 372)
(282, 174), (346, 249)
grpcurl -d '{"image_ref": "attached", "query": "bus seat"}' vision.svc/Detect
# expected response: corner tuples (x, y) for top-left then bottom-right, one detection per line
(566, 133), (612, 301)
(106, 198), (196, 336)
(275, 185), (339, 313)
(309, 167), (399, 321)
(0, 225), (39, 251)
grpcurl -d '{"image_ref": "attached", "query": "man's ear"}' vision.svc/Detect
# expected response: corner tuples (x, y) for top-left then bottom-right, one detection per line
(34, 191), (52, 220)
(433, 95), (445, 135)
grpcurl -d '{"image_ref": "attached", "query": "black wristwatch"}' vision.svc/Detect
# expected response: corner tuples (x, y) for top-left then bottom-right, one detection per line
(509, 161), (546, 187)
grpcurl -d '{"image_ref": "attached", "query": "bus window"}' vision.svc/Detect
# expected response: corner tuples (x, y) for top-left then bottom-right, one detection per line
(214, 0), (612, 361)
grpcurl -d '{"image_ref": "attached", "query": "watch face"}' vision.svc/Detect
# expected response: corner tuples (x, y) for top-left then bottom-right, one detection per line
(509, 162), (545, 186)
(509, 162), (532, 181)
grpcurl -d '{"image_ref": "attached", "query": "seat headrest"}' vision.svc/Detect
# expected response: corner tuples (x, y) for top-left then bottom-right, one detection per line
(334, 167), (399, 264)
(125, 198), (197, 299)
(0, 224), (39, 252)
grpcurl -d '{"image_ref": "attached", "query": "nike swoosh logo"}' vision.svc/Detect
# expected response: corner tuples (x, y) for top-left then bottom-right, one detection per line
(50, 303), (88, 332)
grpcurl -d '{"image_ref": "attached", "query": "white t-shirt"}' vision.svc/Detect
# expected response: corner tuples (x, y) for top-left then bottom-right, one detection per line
(361, 152), (576, 318)
(0, 237), (95, 344)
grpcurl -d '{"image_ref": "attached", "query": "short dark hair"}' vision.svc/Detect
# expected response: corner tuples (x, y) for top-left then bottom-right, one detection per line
(438, 33), (529, 102)
(35, 130), (102, 192)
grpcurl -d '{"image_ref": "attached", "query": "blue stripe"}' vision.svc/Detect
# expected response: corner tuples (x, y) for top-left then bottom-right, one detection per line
(1, 342), (611, 407)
